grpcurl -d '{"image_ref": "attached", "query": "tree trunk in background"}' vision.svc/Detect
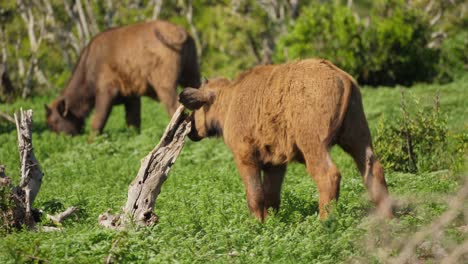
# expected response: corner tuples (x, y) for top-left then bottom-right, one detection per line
(99, 106), (192, 229)
(74, 0), (91, 42)
(83, 0), (100, 36)
(17, 0), (50, 98)
(152, 0), (163, 20)
(185, 0), (202, 57)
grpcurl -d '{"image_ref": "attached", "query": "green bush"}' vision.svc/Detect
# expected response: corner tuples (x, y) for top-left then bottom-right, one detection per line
(436, 30), (468, 83)
(274, 2), (363, 77)
(374, 91), (451, 173)
(361, 0), (438, 86)
(275, 0), (438, 86)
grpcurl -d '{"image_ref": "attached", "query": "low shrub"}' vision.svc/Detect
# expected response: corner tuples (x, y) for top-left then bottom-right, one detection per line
(274, 2), (363, 77)
(374, 91), (450, 173)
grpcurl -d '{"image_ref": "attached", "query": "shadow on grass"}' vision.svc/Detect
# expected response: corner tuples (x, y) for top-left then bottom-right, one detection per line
(276, 190), (319, 222)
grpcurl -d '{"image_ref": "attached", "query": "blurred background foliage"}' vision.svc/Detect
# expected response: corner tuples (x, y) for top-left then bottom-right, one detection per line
(0, 0), (467, 101)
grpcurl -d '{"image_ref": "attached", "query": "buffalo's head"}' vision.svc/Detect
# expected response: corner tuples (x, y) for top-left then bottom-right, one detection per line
(45, 97), (84, 135)
(179, 78), (230, 141)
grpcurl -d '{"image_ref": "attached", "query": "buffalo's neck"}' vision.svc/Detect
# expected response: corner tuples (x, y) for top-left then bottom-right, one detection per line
(61, 45), (95, 121)
(62, 77), (95, 121)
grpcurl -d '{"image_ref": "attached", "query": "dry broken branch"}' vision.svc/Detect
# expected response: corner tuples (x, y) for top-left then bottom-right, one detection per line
(384, 180), (468, 263)
(99, 106), (192, 229)
(47, 206), (78, 225)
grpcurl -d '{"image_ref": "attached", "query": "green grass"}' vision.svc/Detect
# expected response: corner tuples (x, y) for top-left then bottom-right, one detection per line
(0, 77), (467, 263)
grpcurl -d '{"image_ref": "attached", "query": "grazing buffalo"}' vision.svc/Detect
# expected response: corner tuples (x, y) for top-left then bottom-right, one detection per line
(179, 59), (392, 221)
(46, 20), (200, 137)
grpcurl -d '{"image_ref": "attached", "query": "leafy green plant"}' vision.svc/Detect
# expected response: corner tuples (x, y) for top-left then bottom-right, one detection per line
(374, 91), (450, 173)
(274, 2), (363, 77)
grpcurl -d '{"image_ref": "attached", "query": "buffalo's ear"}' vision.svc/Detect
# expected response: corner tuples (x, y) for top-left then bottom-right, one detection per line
(56, 98), (69, 117)
(179, 88), (215, 110)
(44, 104), (52, 116)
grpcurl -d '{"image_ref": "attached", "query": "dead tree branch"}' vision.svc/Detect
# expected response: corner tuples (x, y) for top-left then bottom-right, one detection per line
(47, 206), (78, 225)
(440, 239), (468, 264)
(388, 180), (468, 263)
(99, 106), (192, 229)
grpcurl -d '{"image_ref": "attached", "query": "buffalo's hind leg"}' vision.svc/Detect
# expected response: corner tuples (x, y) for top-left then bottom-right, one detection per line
(263, 164), (286, 215)
(339, 136), (392, 218)
(124, 97), (141, 131)
(302, 146), (342, 220)
(338, 96), (392, 218)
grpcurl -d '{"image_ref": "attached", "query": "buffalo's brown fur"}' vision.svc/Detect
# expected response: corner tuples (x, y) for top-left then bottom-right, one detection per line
(180, 59), (392, 221)
(46, 20), (200, 136)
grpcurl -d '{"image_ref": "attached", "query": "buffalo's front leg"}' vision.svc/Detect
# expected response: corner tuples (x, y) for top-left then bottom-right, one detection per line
(89, 88), (117, 142)
(235, 157), (264, 221)
(124, 97), (141, 131)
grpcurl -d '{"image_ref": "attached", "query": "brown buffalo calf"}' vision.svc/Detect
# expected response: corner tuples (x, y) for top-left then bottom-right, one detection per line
(46, 20), (200, 137)
(179, 59), (392, 221)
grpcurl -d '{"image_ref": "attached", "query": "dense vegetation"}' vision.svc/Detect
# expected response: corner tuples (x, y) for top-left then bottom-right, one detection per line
(0, 77), (467, 263)
(0, 0), (467, 101)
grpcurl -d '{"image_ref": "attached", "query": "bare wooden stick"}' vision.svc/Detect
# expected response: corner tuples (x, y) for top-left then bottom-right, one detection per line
(99, 106), (192, 228)
(441, 239), (468, 264)
(47, 206), (78, 225)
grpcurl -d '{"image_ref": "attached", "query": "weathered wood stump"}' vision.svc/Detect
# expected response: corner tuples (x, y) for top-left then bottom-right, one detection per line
(1, 109), (77, 232)
(0, 109), (42, 230)
(99, 106), (192, 229)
